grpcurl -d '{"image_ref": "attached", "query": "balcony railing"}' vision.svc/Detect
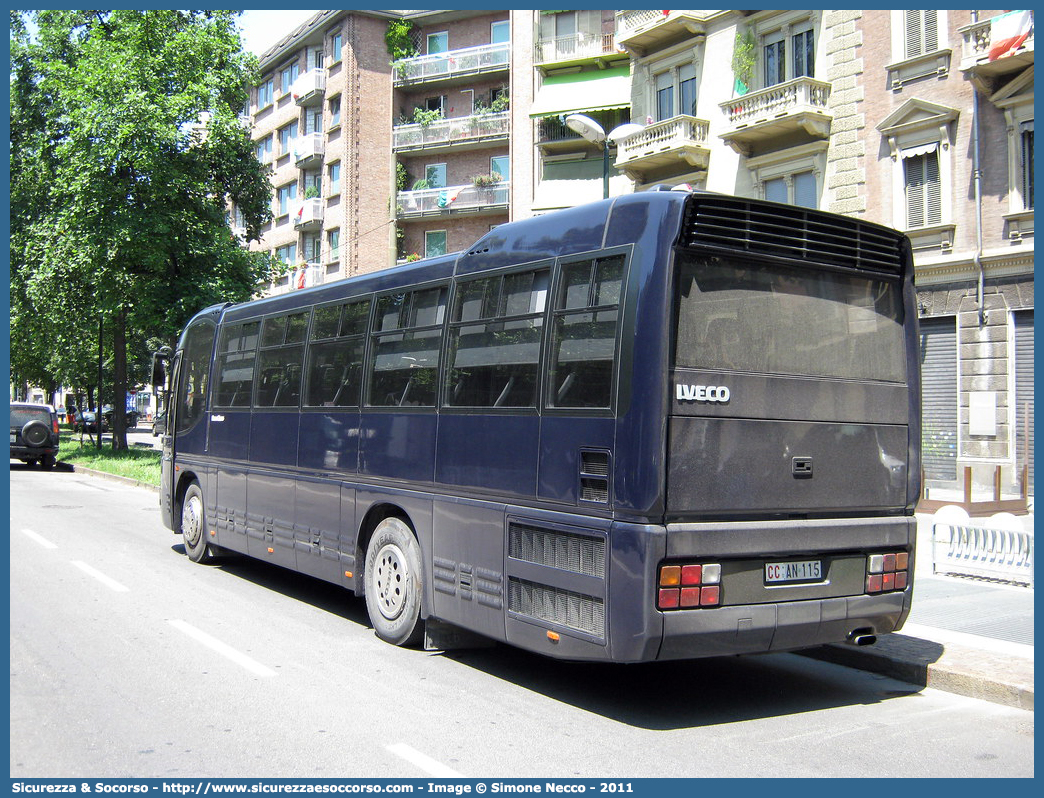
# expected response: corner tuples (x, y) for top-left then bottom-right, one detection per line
(393, 42), (510, 86)
(397, 182), (509, 217)
(291, 68), (327, 106)
(615, 10), (714, 54)
(614, 114), (710, 176)
(535, 32), (620, 64)
(293, 132), (325, 168)
(393, 111), (510, 152)
(718, 77), (832, 153)
(293, 198), (325, 231)
(960, 11), (1033, 80)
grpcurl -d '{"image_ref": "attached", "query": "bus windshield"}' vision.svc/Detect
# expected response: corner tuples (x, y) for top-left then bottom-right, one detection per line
(674, 253), (906, 383)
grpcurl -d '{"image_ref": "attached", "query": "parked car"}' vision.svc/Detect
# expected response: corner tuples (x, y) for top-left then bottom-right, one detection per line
(102, 405), (140, 429)
(152, 409), (167, 437)
(73, 409), (107, 433)
(10, 402), (60, 468)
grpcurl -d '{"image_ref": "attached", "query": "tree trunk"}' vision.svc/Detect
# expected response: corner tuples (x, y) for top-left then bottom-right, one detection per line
(112, 307), (128, 451)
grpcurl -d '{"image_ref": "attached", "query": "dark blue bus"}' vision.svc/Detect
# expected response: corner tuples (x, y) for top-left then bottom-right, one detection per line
(156, 189), (920, 661)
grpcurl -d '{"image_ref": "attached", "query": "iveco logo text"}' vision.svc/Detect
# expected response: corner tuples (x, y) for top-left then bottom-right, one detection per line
(676, 384), (731, 403)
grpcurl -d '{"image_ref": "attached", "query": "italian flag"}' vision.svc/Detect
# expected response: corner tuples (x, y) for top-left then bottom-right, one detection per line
(988, 10), (1033, 61)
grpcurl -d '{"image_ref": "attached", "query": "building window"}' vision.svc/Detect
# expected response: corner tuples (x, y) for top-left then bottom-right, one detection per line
(280, 61), (300, 94)
(330, 31), (342, 63)
(427, 31), (448, 54)
(255, 136), (272, 164)
(303, 234), (321, 263)
(655, 71), (673, 121)
(328, 229), (340, 262)
(303, 170), (322, 197)
(679, 64), (697, 116)
(277, 183), (297, 217)
(491, 155), (509, 182)
(793, 29), (814, 78)
(764, 171), (817, 208)
(257, 79), (273, 109)
(425, 95), (446, 115)
(424, 230), (447, 258)
(904, 10), (938, 59)
(279, 121), (298, 156)
(276, 243), (297, 265)
(311, 48), (324, 69)
(764, 33), (785, 86)
(491, 20), (510, 44)
(903, 148), (942, 229)
(329, 96), (341, 128)
(425, 163), (447, 189)
(328, 162), (341, 195)
(1021, 123), (1034, 210)
(308, 108), (323, 134)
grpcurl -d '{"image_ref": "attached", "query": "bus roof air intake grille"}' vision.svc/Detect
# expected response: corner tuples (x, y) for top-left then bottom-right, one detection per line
(681, 196), (904, 274)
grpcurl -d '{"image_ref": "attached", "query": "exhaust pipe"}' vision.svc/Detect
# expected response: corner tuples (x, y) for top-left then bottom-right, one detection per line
(847, 628), (877, 647)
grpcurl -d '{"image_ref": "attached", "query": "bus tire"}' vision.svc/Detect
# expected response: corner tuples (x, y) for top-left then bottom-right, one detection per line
(180, 481), (215, 564)
(364, 517), (424, 647)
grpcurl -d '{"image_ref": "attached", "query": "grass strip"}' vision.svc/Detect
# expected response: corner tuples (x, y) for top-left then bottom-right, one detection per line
(58, 431), (161, 486)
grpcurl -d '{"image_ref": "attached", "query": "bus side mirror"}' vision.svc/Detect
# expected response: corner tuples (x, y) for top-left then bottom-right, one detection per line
(152, 347), (172, 392)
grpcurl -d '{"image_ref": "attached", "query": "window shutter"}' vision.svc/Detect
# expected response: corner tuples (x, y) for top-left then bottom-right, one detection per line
(793, 171), (817, 208)
(923, 10), (939, 53)
(1022, 127), (1034, 210)
(905, 156), (925, 228)
(904, 11), (921, 58)
(924, 152), (942, 226)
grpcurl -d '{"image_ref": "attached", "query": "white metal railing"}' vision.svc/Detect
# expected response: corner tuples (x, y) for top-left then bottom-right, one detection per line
(719, 77), (831, 128)
(933, 519), (1034, 587)
(961, 11), (1034, 66)
(293, 132), (325, 165)
(393, 111), (510, 151)
(293, 198), (325, 229)
(615, 114), (710, 164)
(397, 182), (509, 216)
(393, 42), (510, 85)
(535, 31), (618, 63)
(291, 68), (327, 104)
(615, 10), (715, 41)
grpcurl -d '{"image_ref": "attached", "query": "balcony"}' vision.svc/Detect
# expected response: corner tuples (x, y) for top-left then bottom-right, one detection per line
(293, 198), (325, 231)
(293, 133), (325, 168)
(535, 31), (624, 69)
(615, 10), (713, 56)
(393, 42), (510, 88)
(959, 11), (1034, 90)
(397, 182), (509, 219)
(719, 78), (832, 156)
(614, 115), (711, 181)
(393, 111), (509, 154)
(291, 68), (327, 107)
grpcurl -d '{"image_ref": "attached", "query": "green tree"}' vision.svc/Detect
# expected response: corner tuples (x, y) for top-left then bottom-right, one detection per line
(10, 10), (277, 450)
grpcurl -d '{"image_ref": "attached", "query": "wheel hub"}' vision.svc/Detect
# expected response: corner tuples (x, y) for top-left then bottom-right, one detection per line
(373, 544), (408, 621)
(182, 495), (203, 546)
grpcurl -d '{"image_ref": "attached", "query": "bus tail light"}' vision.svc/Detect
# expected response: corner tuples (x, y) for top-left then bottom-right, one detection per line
(866, 552), (908, 594)
(658, 563), (721, 610)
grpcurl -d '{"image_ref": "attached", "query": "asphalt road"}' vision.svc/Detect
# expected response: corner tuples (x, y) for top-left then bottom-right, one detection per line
(9, 464), (1035, 779)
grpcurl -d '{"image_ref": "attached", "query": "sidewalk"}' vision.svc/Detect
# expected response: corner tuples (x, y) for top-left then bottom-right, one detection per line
(803, 512), (1034, 710)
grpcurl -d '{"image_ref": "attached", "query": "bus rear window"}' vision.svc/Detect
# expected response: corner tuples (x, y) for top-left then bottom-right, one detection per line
(674, 254), (905, 383)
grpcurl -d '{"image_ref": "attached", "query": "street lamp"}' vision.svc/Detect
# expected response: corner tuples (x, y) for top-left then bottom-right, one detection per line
(565, 113), (645, 199)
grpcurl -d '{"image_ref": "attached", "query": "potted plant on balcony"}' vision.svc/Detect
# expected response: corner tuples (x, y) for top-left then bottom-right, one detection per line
(304, 185), (320, 200)
(732, 29), (755, 98)
(471, 172), (502, 202)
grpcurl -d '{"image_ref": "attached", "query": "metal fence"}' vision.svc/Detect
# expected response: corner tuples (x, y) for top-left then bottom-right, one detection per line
(932, 514), (1034, 587)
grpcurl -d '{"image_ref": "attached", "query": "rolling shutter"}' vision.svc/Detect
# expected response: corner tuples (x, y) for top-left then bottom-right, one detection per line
(1014, 310), (1033, 493)
(919, 316), (958, 481)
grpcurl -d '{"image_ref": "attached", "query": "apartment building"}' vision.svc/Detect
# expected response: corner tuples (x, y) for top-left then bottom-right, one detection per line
(243, 9), (1033, 499)
(391, 10), (512, 260)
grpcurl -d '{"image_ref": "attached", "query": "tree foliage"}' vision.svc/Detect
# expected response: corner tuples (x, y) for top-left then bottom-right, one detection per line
(10, 10), (277, 448)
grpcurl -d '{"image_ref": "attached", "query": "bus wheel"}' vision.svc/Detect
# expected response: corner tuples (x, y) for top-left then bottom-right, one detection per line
(364, 517), (424, 646)
(180, 481), (214, 564)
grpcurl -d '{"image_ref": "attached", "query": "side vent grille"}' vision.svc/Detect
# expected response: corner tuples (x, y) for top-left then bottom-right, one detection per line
(508, 578), (605, 638)
(681, 196), (905, 275)
(579, 449), (611, 504)
(509, 523), (605, 578)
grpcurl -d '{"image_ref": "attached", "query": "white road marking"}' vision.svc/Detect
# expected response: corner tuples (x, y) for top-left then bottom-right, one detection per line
(71, 561), (130, 593)
(386, 743), (463, 778)
(168, 619), (277, 678)
(20, 528), (58, 550)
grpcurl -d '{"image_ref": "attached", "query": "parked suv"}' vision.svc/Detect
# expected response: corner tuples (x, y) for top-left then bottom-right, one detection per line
(10, 402), (60, 468)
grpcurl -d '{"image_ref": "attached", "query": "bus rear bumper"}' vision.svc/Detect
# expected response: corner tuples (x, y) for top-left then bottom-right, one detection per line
(656, 592), (909, 660)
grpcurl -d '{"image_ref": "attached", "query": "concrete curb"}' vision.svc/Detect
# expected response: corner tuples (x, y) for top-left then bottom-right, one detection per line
(66, 463), (160, 493)
(800, 634), (1034, 711)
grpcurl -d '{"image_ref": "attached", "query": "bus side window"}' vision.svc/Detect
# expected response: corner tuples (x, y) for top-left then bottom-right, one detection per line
(368, 287), (446, 408)
(548, 254), (625, 409)
(176, 319), (216, 433)
(215, 320), (259, 409)
(256, 312), (308, 407)
(305, 298), (370, 407)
